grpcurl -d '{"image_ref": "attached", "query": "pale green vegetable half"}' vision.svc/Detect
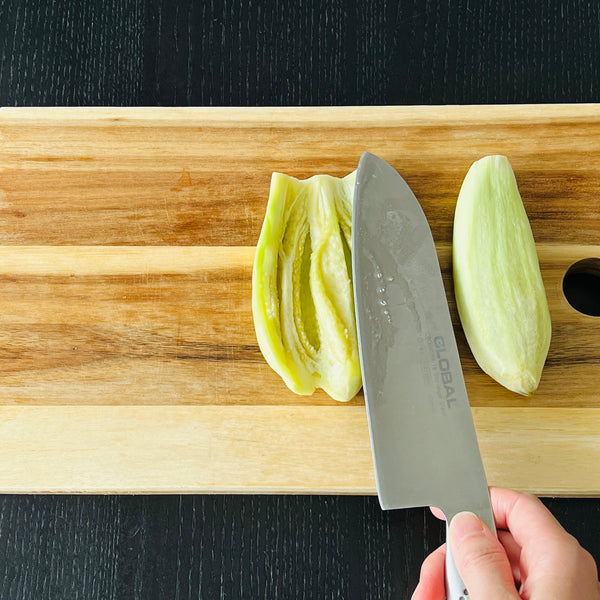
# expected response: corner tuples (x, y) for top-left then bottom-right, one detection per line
(252, 170), (361, 402)
(453, 155), (551, 395)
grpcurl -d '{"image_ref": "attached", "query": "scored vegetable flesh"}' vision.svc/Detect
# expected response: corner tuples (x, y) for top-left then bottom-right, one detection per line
(252, 170), (361, 402)
(453, 155), (551, 395)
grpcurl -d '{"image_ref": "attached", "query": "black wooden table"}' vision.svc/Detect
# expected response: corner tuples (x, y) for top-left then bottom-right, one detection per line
(1, 1), (599, 598)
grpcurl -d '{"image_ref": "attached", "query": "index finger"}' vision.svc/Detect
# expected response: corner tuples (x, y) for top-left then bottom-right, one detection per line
(430, 488), (567, 543)
(489, 487), (569, 547)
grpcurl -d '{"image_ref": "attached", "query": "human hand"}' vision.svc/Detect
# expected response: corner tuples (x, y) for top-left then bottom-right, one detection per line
(412, 487), (600, 600)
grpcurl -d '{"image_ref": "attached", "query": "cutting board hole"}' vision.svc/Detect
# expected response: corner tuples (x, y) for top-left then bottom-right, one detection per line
(562, 258), (600, 316)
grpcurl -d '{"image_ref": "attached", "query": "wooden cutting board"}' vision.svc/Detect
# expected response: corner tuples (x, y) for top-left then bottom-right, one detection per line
(0, 105), (599, 495)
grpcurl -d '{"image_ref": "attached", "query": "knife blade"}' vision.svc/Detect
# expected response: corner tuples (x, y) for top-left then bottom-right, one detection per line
(352, 152), (495, 600)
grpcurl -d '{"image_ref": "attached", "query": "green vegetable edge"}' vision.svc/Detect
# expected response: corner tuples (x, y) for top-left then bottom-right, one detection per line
(252, 170), (361, 402)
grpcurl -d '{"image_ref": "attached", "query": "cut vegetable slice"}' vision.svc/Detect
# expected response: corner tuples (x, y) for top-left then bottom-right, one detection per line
(453, 155), (551, 395)
(252, 170), (361, 402)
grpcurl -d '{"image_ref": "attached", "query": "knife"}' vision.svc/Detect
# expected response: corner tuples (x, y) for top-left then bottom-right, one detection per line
(352, 152), (495, 600)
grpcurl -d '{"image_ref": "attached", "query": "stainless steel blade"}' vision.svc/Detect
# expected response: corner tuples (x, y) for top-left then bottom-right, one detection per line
(352, 152), (493, 528)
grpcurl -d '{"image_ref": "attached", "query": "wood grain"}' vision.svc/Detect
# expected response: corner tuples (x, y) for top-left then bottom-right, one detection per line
(1, 405), (600, 496)
(0, 105), (599, 493)
(2, 106), (599, 245)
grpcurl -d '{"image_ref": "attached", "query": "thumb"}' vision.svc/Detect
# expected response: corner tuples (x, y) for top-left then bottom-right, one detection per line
(449, 512), (518, 600)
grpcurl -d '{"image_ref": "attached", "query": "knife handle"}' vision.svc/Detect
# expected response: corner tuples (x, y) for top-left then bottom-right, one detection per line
(445, 530), (470, 600)
(444, 510), (496, 600)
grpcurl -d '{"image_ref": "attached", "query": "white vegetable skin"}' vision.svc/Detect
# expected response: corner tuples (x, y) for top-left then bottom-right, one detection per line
(453, 155), (551, 395)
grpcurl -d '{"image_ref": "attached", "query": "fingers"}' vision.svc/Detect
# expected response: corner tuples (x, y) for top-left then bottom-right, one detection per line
(449, 511), (520, 600)
(488, 487), (597, 589)
(518, 529), (600, 599)
(411, 544), (446, 600)
(430, 506), (445, 521)
(432, 488), (572, 552)
(489, 487), (567, 548)
(426, 489), (600, 600)
(497, 529), (522, 584)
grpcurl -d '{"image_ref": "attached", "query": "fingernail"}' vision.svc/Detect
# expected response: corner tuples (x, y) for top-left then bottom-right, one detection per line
(450, 511), (486, 542)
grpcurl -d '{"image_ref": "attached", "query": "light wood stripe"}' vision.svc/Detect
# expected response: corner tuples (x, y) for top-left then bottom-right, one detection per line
(0, 405), (599, 496)
(2, 104), (600, 126)
(0, 243), (596, 274)
(0, 245), (255, 275)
